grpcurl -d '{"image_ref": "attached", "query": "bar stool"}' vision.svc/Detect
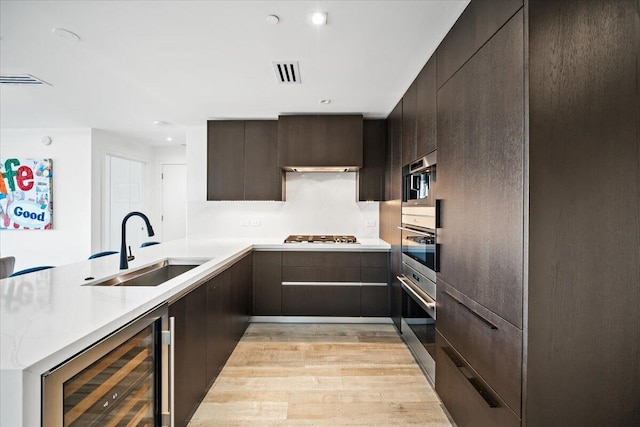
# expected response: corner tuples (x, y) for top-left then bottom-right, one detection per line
(9, 266), (55, 277)
(88, 251), (118, 260)
(0, 256), (16, 279)
(140, 241), (160, 248)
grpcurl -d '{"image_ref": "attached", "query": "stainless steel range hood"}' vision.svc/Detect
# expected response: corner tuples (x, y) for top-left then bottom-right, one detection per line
(285, 166), (359, 173)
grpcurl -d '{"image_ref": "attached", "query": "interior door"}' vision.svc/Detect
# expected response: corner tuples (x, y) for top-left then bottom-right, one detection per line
(161, 164), (186, 242)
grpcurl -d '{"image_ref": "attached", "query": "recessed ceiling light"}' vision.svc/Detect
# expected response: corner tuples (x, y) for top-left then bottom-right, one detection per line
(153, 120), (169, 126)
(266, 15), (280, 24)
(166, 137), (173, 142)
(311, 12), (328, 26)
(320, 99), (331, 104)
(52, 28), (80, 42)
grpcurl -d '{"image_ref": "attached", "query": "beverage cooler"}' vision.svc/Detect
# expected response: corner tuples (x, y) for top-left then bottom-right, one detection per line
(43, 304), (173, 427)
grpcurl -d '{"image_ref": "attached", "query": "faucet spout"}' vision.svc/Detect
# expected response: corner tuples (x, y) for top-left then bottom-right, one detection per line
(120, 211), (155, 269)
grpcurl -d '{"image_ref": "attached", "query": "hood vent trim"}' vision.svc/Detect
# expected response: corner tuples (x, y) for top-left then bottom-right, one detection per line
(273, 62), (301, 84)
(286, 166), (358, 173)
(0, 74), (50, 85)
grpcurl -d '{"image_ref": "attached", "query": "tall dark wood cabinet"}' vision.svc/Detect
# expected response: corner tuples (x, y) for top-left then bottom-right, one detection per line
(359, 120), (387, 201)
(385, 100), (403, 201)
(432, 0), (640, 426)
(207, 120), (282, 201)
(401, 80), (417, 166)
(525, 0), (640, 425)
(416, 57), (437, 158)
(437, 9), (524, 329)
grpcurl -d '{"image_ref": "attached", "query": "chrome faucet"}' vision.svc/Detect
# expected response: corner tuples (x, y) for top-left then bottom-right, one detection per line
(120, 211), (155, 269)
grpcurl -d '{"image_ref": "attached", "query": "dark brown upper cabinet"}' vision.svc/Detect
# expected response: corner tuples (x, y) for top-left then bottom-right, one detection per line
(278, 115), (363, 170)
(359, 120), (387, 201)
(416, 57), (437, 158)
(207, 120), (283, 201)
(385, 100), (403, 201)
(401, 80), (418, 166)
(436, 0), (523, 89)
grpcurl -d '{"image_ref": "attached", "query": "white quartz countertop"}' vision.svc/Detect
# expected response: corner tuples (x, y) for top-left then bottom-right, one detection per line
(0, 236), (389, 426)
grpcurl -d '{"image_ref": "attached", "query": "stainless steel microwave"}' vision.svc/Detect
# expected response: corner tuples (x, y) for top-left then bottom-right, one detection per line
(403, 151), (437, 207)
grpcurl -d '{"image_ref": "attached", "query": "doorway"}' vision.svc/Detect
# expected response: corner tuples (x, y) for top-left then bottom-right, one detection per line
(161, 164), (186, 242)
(105, 156), (146, 251)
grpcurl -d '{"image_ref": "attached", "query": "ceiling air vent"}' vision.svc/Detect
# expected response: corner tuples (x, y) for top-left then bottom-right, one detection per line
(273, 62), (301, 84)
(0, 74), (50, 85)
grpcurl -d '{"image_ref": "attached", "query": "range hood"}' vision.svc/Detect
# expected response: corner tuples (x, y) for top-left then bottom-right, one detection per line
(278, 115), (363, 172)
(286, 166), (359, 173)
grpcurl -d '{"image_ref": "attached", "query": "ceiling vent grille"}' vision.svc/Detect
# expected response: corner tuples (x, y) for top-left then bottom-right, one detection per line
(0, 74), (50, 85)
(273, 62), (301, 84)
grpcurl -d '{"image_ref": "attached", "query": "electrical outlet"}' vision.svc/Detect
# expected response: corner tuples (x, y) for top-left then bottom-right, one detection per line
(365, 221), (377, 227)
(250, 219), (261, 227)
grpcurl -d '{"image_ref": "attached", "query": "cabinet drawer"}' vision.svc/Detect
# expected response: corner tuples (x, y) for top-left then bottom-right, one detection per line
(437, 282), (522, 415)
(436, 332), (520, 427)
(282, 266), (360, 283)
(361, 252), (388, 267)
(360, 285), (389, 316)
(283, 252), (361, 267)
(282, 285), (360, 316)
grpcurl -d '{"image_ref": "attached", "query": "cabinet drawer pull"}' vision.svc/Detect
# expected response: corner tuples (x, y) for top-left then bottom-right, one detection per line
(443, 291), (498, 330)
(442, 347), (499, 409)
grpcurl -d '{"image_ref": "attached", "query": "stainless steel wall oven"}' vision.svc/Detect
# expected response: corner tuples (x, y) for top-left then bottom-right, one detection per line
(399, 151), (439, 383)
(43, 304), (173, 427)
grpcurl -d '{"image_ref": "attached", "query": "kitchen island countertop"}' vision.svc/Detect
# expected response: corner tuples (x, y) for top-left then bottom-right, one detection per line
(0, 236), (389, 426)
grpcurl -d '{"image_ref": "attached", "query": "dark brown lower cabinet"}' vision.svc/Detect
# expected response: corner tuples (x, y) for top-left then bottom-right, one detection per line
(436, 282), (522, 415)
(255, 251), (389, 317)
(282, 284), (361, 316)
(170, 253), (252, 427)
(169, 284), (207, 427)
(253, 251), (282, 315)
(436, 332), (519, 427)
(360, 285), (389, 316)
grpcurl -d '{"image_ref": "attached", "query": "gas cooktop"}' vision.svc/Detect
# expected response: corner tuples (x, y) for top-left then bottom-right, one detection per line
(284, 235), (358, 244)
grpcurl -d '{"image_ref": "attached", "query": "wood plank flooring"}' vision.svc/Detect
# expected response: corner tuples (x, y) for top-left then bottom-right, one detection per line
(188, 323), (452, 427)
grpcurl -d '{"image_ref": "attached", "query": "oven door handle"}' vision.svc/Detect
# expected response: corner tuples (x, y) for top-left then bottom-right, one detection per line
(397, 226), (433, 237)
(397, 275), (436, 317)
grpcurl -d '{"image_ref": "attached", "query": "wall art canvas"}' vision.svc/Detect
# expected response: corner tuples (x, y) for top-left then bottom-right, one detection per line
(0, 158), (53, 230)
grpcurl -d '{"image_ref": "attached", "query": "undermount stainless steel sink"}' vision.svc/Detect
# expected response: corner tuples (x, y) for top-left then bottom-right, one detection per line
(88, 259), (205, 287)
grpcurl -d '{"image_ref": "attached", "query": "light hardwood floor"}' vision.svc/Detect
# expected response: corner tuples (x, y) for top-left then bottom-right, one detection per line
(188, 323), (452, 427)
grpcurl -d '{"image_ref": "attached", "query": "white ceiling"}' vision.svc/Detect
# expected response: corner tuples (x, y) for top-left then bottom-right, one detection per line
(0, 0), (468, 146)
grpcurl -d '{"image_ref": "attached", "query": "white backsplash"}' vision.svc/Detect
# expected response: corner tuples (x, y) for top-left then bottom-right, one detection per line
(188, 172), (379, 239)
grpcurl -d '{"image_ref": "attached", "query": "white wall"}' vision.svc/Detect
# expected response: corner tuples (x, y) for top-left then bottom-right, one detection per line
(185, 125), (379, 239)
(0, 128), (92, 270)
(91, 130), (155, 253)
(152, 145), (186, 241)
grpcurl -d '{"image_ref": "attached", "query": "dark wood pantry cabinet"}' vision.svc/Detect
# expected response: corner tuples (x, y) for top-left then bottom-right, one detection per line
(379, 0), (639, 425)
(432, 1), (640, 426)
(207, 120), (283, 201)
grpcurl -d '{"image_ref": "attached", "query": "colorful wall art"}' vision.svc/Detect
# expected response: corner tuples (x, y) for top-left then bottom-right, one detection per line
(0, 158), (53, 230)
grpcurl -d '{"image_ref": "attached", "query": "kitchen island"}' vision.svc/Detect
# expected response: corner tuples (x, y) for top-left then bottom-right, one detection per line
(0, 237), (389, 427)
